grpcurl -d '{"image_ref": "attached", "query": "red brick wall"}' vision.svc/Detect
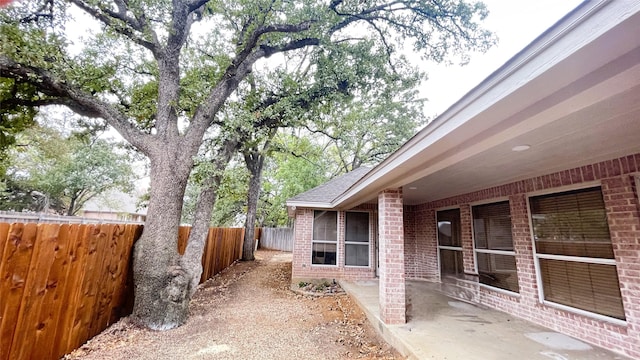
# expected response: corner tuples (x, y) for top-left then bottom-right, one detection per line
(402, 153), (640, 358)
(378, 189), (406, 324)
(291, 205), (377, 282)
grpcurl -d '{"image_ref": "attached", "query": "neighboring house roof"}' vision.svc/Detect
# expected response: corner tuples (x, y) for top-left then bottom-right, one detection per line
(287, 166), (371, 208)
(288, 1), (640, 211)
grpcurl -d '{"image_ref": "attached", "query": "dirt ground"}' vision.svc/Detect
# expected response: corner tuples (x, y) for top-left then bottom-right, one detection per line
(63, 250), (404, 360)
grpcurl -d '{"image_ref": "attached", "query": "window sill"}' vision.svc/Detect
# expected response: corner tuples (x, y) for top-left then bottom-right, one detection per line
(479, 283), (520, 298)
(541, 300), (627, 327)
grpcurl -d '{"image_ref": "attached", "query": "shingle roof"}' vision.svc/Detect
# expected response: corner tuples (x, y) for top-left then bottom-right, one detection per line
(287, 166), (371, 205)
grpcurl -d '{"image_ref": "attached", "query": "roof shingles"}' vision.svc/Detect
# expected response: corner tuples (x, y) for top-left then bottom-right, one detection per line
(287, 166), (371, 205)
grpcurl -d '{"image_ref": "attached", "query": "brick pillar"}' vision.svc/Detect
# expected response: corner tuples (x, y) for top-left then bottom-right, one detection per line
(378, 188), (406, 324)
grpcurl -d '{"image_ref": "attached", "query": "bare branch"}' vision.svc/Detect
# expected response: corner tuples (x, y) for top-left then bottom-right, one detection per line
(68, 0), (159, 54)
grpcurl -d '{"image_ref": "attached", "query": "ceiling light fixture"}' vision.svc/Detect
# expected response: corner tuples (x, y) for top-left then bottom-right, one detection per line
(512, 145), (531, 152)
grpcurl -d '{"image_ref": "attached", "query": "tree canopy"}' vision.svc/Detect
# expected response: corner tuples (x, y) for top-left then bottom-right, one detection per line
(1, 121), (135, 215)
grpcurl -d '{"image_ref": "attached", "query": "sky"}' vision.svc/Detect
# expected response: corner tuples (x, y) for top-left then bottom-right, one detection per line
(418, 0), (584, 119)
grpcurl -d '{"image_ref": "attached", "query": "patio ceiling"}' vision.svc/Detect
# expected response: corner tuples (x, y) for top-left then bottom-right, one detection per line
(333, 1), (640, 208)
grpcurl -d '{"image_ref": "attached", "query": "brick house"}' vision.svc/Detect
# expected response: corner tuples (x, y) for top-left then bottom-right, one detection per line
(286, 2), (640, 358)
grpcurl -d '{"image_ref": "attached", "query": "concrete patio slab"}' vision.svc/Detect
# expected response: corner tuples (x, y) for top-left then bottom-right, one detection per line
(341, 279), (631, 360)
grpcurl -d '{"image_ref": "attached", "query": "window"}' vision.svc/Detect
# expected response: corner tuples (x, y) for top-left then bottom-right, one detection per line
(345, 212), (369, 266)
(312, 210), (337, 265)
(437, 209), (464, 278)
(473, 201), (519, 293)
(530, 187), (625, 320)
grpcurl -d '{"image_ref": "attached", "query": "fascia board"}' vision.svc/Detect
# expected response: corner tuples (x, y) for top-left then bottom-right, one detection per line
(285, 201), (334, 209)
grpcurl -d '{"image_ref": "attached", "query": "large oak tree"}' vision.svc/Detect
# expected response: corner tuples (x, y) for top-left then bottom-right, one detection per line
(0, 0), (494, 329)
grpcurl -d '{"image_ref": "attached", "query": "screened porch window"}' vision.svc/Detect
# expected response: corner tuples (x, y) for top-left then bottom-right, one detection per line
(312, 210), (337, 265)
(345, 212), (370, 266)
(530, 187), (625, 320)
(473, 201), (519, 293)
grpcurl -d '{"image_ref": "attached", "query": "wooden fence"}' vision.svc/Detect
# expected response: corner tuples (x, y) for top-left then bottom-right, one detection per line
(259, 227), (293, 252)
(0, 223), (245, 360)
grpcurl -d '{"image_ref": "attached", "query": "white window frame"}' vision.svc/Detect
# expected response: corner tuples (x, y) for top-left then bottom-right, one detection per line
(344, 211), (371, 268)
(527, 185), (626, 325)
(471, 200), (519, 294)
(311, 210), (338, 267)
(436, 207), (463, 278)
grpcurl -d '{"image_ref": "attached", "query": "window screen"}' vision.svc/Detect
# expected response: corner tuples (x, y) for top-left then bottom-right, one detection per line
(437, 209), (464, 278)
(345, 212), (369, 266)
(473, 201), (519, 293)
(312, 210), (337, 265)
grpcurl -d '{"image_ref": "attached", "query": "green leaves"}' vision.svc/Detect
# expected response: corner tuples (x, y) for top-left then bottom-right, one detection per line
(1, 122), (135, 215)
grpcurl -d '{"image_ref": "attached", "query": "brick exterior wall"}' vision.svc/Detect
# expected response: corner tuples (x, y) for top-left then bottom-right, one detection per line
(378, 189), (406, 324)
(291, 153), (640, 357)
(291, 204), (377, 282)
(401, 153), (640, 359)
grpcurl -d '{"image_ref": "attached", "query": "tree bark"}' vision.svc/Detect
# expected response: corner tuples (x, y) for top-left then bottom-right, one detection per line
(242, 151), (266, 261)
(131, 149), (192, 330)
(182, 137), (239, 297)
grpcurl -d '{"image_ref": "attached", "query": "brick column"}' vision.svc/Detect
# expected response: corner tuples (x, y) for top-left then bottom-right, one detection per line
(378, 188), (406, 324)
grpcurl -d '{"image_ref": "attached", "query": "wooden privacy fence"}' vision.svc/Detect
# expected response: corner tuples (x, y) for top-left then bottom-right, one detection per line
(0, 223), (245, 360)
(259, 227), (293, 252)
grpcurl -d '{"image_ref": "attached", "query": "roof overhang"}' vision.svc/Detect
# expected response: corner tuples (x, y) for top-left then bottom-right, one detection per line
(329, 0), (640, 208)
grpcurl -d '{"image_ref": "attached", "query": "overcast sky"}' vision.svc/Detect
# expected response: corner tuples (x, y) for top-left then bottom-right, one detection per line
(419, 0), (584, 118)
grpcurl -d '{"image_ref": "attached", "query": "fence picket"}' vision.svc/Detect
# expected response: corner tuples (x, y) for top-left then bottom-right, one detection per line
(0, 222), (247, 360)
(259, 227), (293, 252)
(10, 224), (61, 360)
(0, 224), (37, 360)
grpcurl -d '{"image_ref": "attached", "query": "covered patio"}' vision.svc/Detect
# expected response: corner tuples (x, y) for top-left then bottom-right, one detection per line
(341, 279), (630, 360)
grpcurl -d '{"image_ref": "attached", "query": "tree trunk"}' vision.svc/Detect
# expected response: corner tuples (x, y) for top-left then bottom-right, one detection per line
(242, 151), (266, 261)
(182, 138), (238, 297)
(131, 154), (192, 330)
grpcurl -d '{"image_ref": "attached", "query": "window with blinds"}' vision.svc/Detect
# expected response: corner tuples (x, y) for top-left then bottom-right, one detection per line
(473, 201), (519, 293)
(437, 209), (464, 278)
(530, 187), (625, 320)
(312, 210), (337, 265)
(345, 212), (370, 266)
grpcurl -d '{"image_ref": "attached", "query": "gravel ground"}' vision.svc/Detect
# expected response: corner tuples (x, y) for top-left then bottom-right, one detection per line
(63, 250), (404, 360)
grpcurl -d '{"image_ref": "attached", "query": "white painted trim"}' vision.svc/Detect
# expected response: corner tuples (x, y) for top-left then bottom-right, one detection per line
(634, 175), (640, 206)
(286, 201), (333, 208)
(475, 249), (516, 256)
(525, 180), (601, 197)
(526, 196), (547, 304)
(438, 245), (463, 251)
(310, 210), (339, 267)
(344, 210), (372, 268)
(479, 283), (521, 298)
(535, 253), (616, 266)
(541, 300), (627, 327)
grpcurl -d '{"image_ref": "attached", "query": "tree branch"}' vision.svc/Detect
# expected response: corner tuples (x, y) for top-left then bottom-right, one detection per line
(68, 0), (159, 54)
(0, 56), (152, 154)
